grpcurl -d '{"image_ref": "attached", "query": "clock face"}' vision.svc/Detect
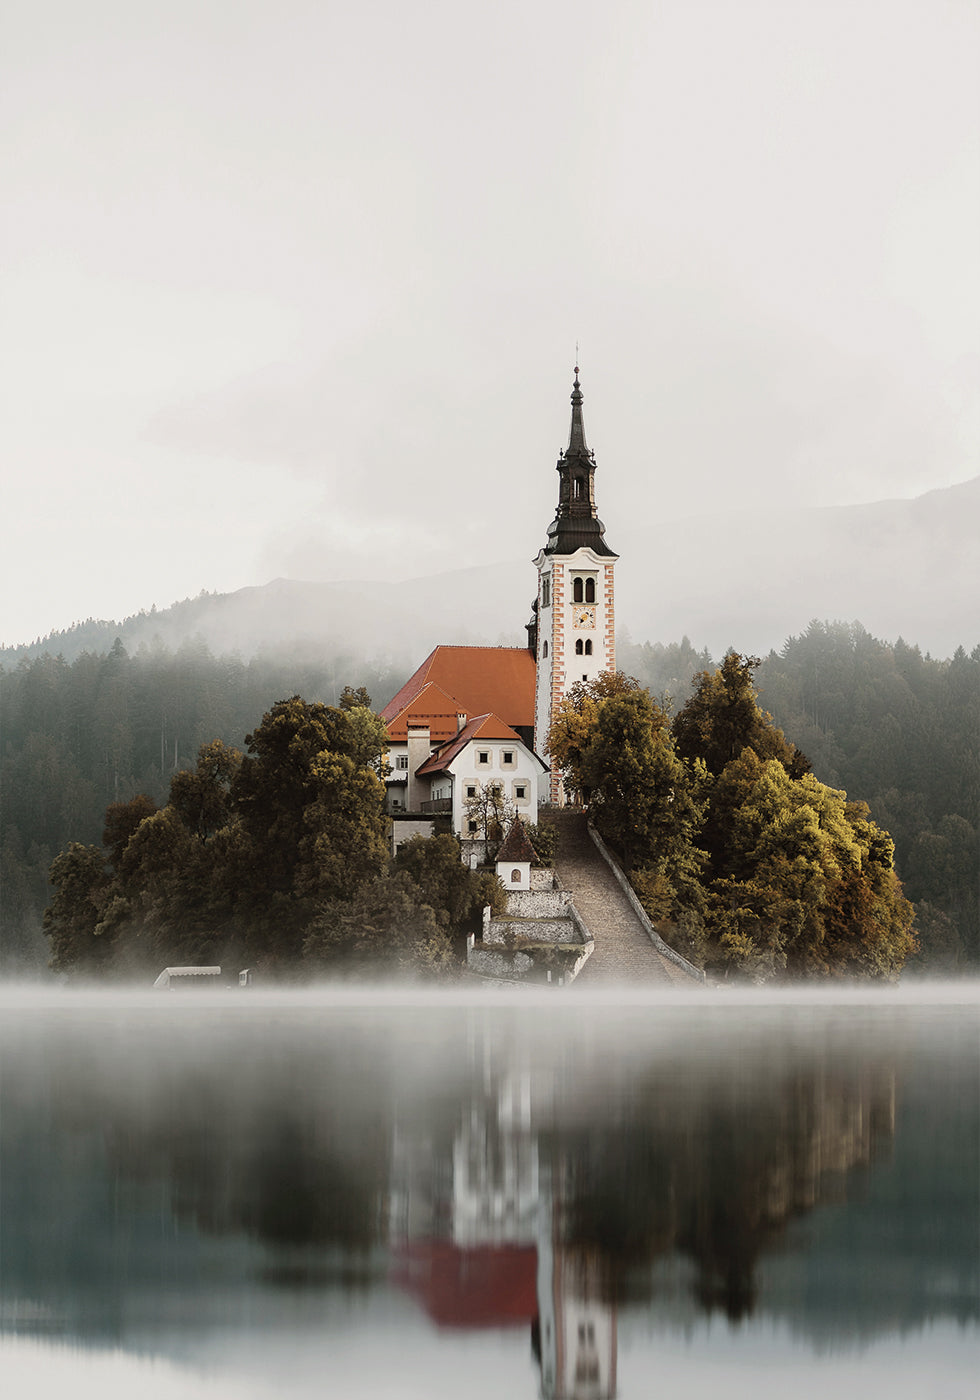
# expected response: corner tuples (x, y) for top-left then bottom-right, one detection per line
(574, 607), (595, 629)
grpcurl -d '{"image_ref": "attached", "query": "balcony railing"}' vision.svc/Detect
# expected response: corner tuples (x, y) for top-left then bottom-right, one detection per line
(420, 798), (452, 814)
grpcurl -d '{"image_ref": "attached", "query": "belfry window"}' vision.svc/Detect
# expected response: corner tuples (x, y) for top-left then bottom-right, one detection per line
(541, 576), (551, 608)
(573, 476), (583, 500)
(575, 639), (584, 656)
(573, 577), (583, 604)
(585, 578), (595, 603)
(585, 639), (592, 655)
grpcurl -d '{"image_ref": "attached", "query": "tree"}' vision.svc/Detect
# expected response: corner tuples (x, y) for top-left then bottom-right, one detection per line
(167, 740), (241, 842)
(230, 697), (390, 961)
(44, 843), (113, 973)
(462, 781), (515, 860)
(547, 671), (645, 803)
(394, 833), (484, 927)
(339, 685), (372, 711)
(302, 872), (453, 976)
(673, 653), (809, 779)
(701, 751), (916, 979)
(103, 794), (158, 870)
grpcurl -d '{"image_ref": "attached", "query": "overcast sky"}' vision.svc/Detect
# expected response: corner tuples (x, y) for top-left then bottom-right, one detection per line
(2, 0), (977, 646)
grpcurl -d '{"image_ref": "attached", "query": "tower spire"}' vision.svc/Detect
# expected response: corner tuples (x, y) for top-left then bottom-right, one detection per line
(568, 364), (588, 455)
(543, 366), (615, 557)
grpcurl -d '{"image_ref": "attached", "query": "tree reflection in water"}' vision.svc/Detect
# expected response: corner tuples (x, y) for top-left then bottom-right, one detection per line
(0, 996), (974, 1399)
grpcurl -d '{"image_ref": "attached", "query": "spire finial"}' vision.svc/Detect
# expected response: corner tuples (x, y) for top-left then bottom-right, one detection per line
(568, 361), (585, 445)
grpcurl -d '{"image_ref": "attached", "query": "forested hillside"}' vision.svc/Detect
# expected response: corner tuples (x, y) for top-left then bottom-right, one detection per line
(1, 624), (976, 974)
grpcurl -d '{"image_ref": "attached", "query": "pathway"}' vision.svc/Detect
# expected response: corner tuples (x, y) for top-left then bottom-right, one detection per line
(544, 810), (691, 986)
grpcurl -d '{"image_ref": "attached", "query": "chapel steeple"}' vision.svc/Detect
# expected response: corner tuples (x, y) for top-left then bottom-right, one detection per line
(544, 366), (616, 558)
(532, 365), (619, 797)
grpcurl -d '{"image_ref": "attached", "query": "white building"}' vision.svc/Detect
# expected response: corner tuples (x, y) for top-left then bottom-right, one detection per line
(380, 646), (546, 851)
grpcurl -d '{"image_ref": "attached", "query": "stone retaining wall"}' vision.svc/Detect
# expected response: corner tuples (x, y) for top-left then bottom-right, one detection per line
(503, 888), (571, 919)
(467, 941), (594, 985)
(485, 916), (581, 946)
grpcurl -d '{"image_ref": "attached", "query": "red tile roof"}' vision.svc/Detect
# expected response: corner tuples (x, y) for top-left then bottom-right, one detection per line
(381, 646), (536, 738)
(414, 713), (524, 777)
(392, 1241), (538, 1329)
(383, 682), (469, 743)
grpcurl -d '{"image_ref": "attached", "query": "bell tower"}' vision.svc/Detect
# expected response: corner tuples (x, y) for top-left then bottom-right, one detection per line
(532, 367), (618, 801)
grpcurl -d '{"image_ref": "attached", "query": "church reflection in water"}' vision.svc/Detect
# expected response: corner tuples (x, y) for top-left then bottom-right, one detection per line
(386, 1020), (897, 1399)
(3, 999), (974, 1398)
(391, 1058), (620, 1399)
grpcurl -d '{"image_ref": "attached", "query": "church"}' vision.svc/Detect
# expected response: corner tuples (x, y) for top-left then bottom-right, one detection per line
(380, 367), (618, 852)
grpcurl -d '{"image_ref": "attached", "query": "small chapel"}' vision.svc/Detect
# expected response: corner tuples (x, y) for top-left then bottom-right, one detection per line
(380, 367), (618, 855)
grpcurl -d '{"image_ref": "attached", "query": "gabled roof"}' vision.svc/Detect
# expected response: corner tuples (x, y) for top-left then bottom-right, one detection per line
(496, 818), (539, 865)
(381, 646), (536, 734)
(383, 681), (469, 743)
(414, 713), (524, 777)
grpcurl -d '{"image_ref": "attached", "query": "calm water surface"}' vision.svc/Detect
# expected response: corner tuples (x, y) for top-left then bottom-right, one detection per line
(0, 985), (977, 1398)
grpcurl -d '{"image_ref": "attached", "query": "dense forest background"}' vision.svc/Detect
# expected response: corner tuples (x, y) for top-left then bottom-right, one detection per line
(1, 621), (976, 975)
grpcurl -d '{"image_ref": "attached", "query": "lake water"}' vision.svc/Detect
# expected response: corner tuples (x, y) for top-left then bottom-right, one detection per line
(1, 985), (977, 1398)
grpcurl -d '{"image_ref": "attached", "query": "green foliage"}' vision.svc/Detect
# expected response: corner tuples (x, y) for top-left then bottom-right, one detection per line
(472, 867), (507, 918)
(167, 740), (241, 842)
(523, 821), (557, 867)
(756, 624), (979, 968)
(673, 652), (809, 778)
(41, 693), (398, 979)
(229, 698), (390, 961)
(43, 843), (113, 973)
(546, 671), (646, 803)
(302, 872), (453, 976)
(103, 794), (158, 869)
(393, 833), (481, 927)
(339, 685), (372, 711)
(1, 640), (399, 973)
(551, 656), (918, 982)
(669, 656), (918, 979)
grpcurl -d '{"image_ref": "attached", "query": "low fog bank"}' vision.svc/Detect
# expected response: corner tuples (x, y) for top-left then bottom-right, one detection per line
(3, 476), (976, 665)
(2, 979), (978, 1006)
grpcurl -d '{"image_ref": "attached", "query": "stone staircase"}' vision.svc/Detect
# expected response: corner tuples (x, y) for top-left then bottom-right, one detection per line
(543, 810), (692, 986)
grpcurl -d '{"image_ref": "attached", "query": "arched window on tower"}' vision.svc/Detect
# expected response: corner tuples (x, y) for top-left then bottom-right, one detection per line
(573, 577), (584, 603)
(585, 639), (593, 655)
(575, 639), (584, 655)
(573, 476), (583, 500)
(542, 640), (549, 658)
(585, 578), (595, 603)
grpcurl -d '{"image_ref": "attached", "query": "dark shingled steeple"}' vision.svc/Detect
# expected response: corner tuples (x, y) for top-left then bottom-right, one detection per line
(543, 366), (616, 557)
(496, 816), (539, 865)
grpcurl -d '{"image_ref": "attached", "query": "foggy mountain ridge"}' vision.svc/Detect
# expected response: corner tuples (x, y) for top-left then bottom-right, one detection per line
(3, 476), (976, 666)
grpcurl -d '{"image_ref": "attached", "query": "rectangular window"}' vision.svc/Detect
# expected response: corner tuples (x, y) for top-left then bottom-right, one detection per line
(467, 819), (478, 833)
(477, 750), (490, 765)
(515, 785), (527, 800)
(502, 750), (514, 765)
(395, 755), (409, 770)
(466, 785), (477, 798)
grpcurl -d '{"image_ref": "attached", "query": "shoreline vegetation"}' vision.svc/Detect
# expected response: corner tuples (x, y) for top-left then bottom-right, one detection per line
(1, 623), (976, 981)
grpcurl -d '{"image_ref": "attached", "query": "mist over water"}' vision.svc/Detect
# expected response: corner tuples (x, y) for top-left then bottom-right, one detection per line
(1, 985), (977, 1398)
